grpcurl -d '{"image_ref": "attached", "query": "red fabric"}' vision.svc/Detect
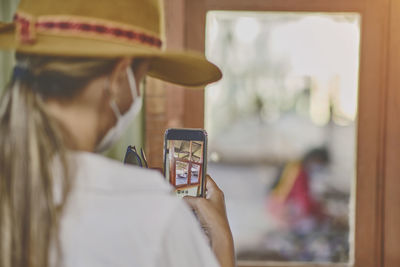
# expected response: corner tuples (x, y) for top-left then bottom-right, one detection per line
(287, 167), (321, 218)
(267, 165), (323, 228)
(14, 13), (162, 48)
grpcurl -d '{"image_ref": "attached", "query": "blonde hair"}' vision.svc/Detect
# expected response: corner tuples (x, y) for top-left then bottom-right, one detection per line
(0, 53), (118, 267)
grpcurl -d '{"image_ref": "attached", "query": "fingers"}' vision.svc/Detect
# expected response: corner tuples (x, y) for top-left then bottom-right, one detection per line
(205, 175), (225, 203)
(205, 175), (220, 193)
(184, 175), (225, 215)
(184, 195), (208, 211)
(183, 196), (198, 210)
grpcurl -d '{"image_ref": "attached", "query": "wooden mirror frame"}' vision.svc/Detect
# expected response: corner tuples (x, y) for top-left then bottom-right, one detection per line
(145, 0), (400, 266)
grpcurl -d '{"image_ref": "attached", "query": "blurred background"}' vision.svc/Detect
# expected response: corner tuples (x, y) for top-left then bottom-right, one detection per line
(205, 12), (360, 262)
(0, 1), (364, 265)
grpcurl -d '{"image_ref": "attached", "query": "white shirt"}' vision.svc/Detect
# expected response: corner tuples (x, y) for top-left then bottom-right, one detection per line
(57, 152), (220, 267)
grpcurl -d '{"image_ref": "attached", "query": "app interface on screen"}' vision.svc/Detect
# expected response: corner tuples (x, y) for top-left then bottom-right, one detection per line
(165, 140), (204, 197)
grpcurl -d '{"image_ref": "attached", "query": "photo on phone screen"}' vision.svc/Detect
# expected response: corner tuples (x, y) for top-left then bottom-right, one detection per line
(164, 129), (207, 198)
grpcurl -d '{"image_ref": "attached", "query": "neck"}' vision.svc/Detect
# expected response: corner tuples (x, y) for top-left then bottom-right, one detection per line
(45, 100), (100, 152)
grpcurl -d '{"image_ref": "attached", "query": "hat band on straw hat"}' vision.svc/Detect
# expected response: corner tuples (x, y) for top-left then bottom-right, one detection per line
(14, 11), (163, 48)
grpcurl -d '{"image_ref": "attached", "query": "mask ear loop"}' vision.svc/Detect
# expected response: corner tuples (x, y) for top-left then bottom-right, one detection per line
(126, 66), (138, 99)
(104, 77), (122, 119)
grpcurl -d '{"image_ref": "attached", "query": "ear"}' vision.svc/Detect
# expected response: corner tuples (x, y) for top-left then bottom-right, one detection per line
(108, 58), (133, 98)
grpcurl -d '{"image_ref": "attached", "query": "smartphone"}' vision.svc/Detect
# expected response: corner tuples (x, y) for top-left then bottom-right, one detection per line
(163, 128), (208, 198)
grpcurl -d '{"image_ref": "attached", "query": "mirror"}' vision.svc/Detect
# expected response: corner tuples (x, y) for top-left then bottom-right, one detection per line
(205, 11), (360, 263)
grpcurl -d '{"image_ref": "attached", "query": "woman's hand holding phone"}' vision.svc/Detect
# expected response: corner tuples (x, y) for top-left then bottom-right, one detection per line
(184, 176), (236, 267)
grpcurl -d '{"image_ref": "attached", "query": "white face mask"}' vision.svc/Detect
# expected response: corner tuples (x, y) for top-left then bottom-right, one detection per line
(95, 66), (143, 153)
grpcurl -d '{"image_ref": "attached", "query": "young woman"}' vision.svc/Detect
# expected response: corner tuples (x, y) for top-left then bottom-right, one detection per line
(0, 0), (235, 267)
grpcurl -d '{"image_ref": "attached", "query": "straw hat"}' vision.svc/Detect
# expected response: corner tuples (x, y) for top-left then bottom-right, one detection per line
(0, 0), (222, 87)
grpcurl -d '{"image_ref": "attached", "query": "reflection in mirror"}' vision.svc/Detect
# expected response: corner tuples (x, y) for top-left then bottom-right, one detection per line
(205, 11), (360, 263)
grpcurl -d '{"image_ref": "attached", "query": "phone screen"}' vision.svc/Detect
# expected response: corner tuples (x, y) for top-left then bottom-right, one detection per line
(164, 129), (207, 197)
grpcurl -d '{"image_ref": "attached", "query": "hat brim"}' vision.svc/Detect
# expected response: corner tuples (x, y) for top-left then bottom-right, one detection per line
(0, 23), (222, 87)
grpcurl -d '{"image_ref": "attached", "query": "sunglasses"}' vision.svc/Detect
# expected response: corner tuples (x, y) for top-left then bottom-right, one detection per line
(124, 145), (149, 168)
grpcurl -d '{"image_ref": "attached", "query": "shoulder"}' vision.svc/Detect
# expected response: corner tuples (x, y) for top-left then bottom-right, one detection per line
(59, 152), (218, 267)
(60, 153), (196, 266)
(70, 151), (172, 195)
